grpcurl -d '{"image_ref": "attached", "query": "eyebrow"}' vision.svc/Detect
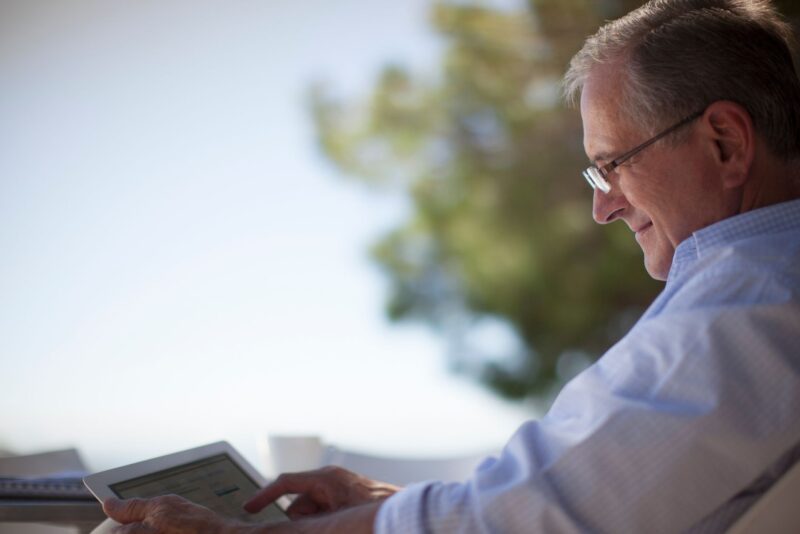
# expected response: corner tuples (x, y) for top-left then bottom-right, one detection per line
(588, 151), (615, 164)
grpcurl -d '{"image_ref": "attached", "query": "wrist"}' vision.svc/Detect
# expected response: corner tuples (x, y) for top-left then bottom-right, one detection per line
(314, 500), (383, 534)
(252, 501), (383, 534)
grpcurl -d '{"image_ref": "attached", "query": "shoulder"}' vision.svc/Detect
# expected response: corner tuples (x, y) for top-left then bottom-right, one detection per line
(666, 226), (800, 313)
(589, 233), (800, 396)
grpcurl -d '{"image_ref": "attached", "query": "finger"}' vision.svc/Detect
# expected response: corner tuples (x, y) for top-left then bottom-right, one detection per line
(285, 493), (321, 519)
(244, 471), (325, 513)
(104, 497), (152, 523)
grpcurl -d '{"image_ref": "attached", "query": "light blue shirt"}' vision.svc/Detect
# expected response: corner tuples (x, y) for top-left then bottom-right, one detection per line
(375, 199), (800, 533)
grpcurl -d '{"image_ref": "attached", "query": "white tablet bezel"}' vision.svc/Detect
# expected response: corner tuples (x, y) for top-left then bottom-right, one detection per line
(83, 440), (286, 513)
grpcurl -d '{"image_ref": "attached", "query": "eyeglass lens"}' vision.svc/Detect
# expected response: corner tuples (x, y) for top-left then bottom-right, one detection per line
(583, 167), (611, 193)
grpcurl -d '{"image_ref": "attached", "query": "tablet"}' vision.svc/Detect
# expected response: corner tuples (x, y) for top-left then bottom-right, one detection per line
(83, 441), (288, 524)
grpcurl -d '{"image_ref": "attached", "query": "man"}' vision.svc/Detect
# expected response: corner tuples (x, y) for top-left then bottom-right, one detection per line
(104, 0), (800, 532)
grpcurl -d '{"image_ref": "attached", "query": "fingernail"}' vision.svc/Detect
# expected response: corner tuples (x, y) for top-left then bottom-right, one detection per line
(244, 501), (259, 513)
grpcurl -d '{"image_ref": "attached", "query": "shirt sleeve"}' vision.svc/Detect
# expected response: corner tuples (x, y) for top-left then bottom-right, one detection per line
(375, 269), (800, 533)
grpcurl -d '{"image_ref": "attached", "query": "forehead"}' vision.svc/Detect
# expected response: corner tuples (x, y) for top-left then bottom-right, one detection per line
(580, 63), (641, 161)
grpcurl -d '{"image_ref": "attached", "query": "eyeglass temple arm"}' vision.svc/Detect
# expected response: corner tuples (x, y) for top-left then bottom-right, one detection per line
(602, 110), (705, 173)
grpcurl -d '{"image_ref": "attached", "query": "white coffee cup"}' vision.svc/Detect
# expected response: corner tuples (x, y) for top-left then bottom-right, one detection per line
(262, 434), (324, 478)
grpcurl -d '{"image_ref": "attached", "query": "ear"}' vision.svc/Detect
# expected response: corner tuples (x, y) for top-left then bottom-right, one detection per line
(702, 100), (755, 189)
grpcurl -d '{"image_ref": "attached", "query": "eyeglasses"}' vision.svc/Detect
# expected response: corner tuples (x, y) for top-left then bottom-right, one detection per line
(582, 110), (704, 194)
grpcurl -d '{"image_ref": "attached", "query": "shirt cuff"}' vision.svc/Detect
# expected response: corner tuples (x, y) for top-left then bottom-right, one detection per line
(374, 481), (434, 534)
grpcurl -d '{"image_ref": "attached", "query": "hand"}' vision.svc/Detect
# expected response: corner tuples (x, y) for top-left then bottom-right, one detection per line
(256, 501), (384, 534)
(244, 466), (400, 520)
(103, 495), (251, 534)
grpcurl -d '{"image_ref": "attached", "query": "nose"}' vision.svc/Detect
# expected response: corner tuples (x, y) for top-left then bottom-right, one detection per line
(592, 186), (627, 224)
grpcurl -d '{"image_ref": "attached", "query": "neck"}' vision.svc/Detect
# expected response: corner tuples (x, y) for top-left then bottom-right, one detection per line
(737, 151), (800, 215)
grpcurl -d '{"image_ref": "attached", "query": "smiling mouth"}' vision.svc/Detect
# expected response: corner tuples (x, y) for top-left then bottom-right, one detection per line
(635, 222), (653, 240)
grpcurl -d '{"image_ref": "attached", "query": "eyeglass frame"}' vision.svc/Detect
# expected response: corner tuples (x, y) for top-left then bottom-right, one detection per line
(582, 109), (705, 194)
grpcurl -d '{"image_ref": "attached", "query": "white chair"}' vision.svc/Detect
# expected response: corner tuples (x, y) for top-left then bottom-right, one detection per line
(262, 434), (493, 487)
(727, 460), (800, 533)
(320, 445), (492, 487)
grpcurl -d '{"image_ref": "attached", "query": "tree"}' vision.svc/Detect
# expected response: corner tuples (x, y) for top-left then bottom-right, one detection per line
(310, 0), (800, 400)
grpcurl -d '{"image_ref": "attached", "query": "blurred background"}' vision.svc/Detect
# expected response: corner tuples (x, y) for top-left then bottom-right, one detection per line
(2, 0), (798, 474)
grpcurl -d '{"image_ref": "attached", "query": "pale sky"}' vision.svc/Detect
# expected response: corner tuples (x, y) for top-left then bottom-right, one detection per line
(0, 0), (534, 473)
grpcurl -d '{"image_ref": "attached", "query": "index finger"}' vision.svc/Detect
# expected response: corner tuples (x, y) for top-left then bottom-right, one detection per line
(244, 472), (321, 513)
(103, 497), (152, 523)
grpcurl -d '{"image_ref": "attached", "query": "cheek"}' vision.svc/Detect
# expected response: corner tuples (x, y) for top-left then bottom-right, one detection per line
(619, 169), (690, 241)
(617, 169), (672, 212)
(620, 154), (703, 215)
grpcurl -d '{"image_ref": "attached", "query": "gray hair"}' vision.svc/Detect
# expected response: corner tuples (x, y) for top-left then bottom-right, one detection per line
(563, 0), (800, 159)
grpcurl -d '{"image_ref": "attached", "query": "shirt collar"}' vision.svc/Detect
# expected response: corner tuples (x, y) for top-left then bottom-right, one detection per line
(667, 198), (800, 282)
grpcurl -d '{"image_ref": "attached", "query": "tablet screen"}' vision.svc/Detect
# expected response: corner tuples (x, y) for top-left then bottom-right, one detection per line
(109, 453), (287, 523)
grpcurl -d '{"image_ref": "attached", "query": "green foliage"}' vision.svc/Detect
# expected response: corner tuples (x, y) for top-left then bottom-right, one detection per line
(309, 0), (800, 400)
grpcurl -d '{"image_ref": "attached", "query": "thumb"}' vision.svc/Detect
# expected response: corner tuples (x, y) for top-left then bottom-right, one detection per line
(103, 497), (150, 523)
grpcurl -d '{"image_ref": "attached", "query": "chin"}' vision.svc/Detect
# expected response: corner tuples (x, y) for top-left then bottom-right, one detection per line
(644, 256), (670, 281)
